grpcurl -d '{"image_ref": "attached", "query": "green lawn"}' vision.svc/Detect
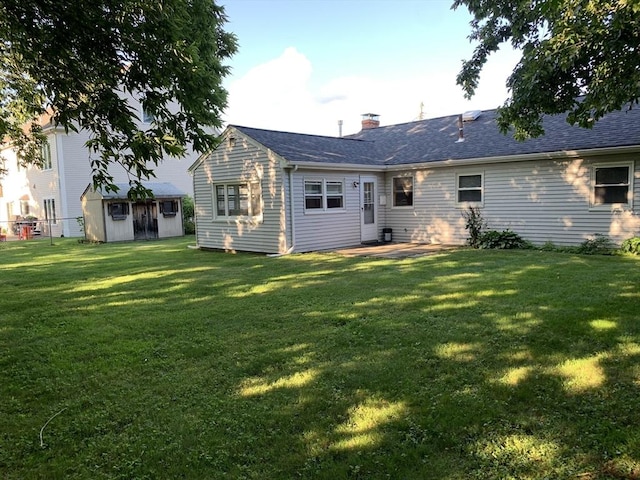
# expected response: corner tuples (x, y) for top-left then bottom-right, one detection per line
(1, 237), (639, 479)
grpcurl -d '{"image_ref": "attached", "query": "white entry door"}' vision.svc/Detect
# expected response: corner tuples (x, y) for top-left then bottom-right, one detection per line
(360, 176), (378, 242)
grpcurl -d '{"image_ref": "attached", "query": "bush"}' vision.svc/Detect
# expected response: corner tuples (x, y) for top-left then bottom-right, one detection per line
(462, 206), (486, 248)
(576, 234), (615, 255)
(182, 195), (195, 235)
(478, 229), (530, 249)
(620, 236), (640, 255)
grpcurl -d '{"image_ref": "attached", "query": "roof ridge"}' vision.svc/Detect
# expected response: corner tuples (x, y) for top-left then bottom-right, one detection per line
(232, 125), (371, 143)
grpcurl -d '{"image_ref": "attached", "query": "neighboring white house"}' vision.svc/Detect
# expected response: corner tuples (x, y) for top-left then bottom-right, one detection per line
(0, 99), (197, 239)
(189, 108), (640, 254)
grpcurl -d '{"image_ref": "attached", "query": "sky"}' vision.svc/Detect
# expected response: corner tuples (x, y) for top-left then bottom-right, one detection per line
(220, 0), (521, 137)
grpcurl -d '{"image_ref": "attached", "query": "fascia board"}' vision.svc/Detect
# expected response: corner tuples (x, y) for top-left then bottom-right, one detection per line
(383, 145), (640, 172)
(285, 161), (385, 172)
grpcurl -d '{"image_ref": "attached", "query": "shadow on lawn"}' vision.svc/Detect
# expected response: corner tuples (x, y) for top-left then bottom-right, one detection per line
(1, 239), (639, 479)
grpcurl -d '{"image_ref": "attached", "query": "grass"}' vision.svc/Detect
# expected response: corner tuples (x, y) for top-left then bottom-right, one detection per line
(1, 237), (640, 479)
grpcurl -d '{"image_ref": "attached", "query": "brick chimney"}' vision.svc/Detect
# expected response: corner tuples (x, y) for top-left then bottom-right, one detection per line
(361, 113), (380, 130)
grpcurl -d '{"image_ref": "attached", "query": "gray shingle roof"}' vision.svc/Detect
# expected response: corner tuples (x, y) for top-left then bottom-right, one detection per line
(233, 125), (378, 165)
(233, 106), (640, 167)
(97, 182), (186, 199)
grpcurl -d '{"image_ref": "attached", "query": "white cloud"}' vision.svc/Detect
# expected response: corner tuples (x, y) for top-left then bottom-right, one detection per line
(224, 47), (519, 137)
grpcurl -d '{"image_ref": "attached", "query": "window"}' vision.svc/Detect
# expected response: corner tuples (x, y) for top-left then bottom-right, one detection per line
(44, 199), (57, 224)
(393, 176), (413, 207)
(592, 163), (632, 208)
(457, 173), (483, 204)
(20, 199), (30, 216)
(40, 141), (52, 170)
(214, 182), (262, 219)
(303, 179), (345, 211)
(142, 108), (155, 124)
(160, 200), (178, 217)
(108, 202), (130, 220)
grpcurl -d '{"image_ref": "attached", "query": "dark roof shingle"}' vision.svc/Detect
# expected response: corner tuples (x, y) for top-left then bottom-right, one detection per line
(232, 107), (640, 167)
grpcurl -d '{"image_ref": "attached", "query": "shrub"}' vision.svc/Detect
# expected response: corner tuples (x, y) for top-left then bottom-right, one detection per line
(478, 229), (530, 249)
(182, 195), (195, 235)
(462, 206), (486, 248)
(576, 234), (615, 255)
(620, 236), (640, 255)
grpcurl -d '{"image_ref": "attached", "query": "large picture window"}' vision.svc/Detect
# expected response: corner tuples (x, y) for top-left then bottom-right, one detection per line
(457, 173), (483, 204)
(214, 182), (262, 220)
(304, 179), (345, 211)
(393, 176), (413, 207)
(592, 163), (632, 208)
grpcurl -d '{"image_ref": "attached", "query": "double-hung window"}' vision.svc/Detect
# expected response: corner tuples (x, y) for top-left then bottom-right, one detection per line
(304, 179), (345, 211)
(44, 198), (57, 224)
(392, 176), (413, 207)
(40, 141), (52, 170)
(591, 163), (633, 208)
(457, 173), (483, 204)
(214, 182), (262, 220)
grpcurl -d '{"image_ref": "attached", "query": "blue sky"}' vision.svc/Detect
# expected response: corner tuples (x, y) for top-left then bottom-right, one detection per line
(221, 0), (520, 136)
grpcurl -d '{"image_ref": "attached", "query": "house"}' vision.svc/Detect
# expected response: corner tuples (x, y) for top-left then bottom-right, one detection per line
(81, 182), (186, 242)
(0, 99), (197, 239)
(188, 108), (640, 254)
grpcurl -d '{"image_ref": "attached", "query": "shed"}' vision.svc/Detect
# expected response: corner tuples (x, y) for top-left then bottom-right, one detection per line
(81, 182), (186, 242)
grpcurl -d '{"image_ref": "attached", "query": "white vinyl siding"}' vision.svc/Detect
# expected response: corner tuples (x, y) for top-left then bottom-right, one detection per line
(192, 132), (286, 253)
(293, 170), (385, 252)
(384, 156), (639, 246)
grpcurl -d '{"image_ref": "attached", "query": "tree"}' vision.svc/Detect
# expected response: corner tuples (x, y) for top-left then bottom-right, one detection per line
(0, 0), (237, 196)
(453, 0), (640, 139)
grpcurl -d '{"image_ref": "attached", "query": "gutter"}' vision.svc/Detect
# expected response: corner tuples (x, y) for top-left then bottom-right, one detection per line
(286, 145), (640, 173)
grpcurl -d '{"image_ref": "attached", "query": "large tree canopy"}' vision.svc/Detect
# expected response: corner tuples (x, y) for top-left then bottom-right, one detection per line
(454, 0), (640, 139)
(0, 0), (237, 195)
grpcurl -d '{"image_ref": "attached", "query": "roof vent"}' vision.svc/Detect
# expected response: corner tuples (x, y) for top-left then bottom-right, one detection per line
(462, 110), (481, 122)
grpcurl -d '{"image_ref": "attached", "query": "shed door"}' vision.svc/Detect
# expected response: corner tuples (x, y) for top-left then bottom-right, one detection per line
(360, 176), (377, 242)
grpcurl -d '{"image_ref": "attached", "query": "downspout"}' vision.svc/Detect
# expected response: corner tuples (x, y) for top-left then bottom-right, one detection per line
(288, 165), (297, 253)
(267, 164), (297, 257)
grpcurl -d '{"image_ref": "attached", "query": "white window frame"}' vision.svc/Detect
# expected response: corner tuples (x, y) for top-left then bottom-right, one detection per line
(303, 178), (346, 213)
(590, 162), (634, 210)
(40, 141), (52, 170)
(392, 176), (414, 208)
(213, 181), (263, 222)
(456, 172), (484, 206)
(43, 198), (57, 225)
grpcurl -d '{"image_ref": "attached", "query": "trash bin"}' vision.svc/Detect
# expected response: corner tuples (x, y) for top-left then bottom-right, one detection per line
(21, 226), (32, 240)
(382, 227), (392, 243)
